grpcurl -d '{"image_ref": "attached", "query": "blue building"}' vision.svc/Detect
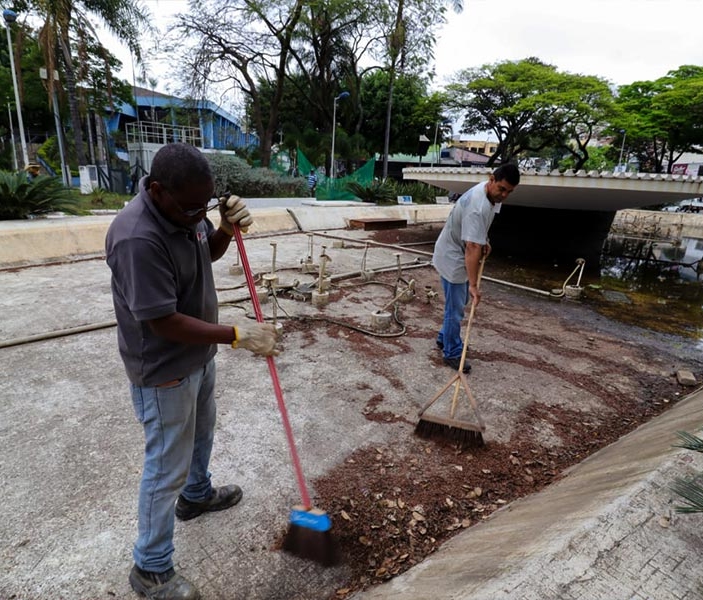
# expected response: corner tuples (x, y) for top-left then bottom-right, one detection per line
(104, 86), (258, 176)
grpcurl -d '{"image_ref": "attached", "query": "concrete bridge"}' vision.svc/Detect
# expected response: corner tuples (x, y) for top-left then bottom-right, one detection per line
(403, 167), (703, 266)
(403, 167), (703, 210)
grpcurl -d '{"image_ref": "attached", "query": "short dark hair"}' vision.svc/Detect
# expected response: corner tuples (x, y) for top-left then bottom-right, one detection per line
(493, 163), (520, 186)
(149, 143), (212, 191)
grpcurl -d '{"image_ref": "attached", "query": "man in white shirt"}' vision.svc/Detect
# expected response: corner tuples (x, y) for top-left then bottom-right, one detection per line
(432, 164), (520, 372)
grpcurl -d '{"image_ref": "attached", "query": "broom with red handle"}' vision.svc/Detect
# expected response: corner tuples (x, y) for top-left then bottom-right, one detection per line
(232, 225), (340, 566)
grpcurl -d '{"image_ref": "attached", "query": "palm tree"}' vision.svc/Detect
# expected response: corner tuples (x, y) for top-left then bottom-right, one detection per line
(34, 0), (150, 166)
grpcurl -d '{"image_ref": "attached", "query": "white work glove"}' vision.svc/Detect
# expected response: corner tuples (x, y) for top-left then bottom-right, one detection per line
(219, 195), (253, 235)
(231, 321), (279, 356)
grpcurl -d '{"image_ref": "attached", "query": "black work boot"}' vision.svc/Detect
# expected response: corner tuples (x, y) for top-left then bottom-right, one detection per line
(128, 565), (200, 600)
(175, 485), (243, 521)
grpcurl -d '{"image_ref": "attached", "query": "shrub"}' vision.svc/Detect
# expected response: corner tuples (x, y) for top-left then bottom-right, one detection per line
(395, 181), (444, 204)
(346, 180), (397, 204)
(0, 171), (81, 220)
(205, 153), (308, 198)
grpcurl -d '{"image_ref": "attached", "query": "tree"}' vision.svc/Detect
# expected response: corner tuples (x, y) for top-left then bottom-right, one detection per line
(360, 70), (446, 156)
(446, 58), (615, 169)
(31, 0), (149, 165)
(613, 66), (703, 173)
(374, 0), (463, 177)
(171, 0), (306, 168)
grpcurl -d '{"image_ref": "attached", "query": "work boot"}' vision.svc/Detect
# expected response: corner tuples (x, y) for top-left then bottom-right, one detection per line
(175, 485), (243, 521)
(128, 565), (200, 600)
(443, 356), (471, 374)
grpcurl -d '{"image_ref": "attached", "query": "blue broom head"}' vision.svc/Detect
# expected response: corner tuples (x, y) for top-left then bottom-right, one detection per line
(290, 507), (332, 532)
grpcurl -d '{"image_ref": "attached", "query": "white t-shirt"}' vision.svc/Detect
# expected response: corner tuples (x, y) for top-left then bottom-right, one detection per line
(432, 181), (498, 283)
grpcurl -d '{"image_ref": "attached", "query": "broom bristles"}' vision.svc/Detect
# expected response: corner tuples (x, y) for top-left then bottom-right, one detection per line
(282, 506), (342, 566)
(415, 417), (485, 449)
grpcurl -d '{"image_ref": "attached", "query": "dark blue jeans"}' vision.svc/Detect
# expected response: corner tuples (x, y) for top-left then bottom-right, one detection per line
(437, 277), (468, 359)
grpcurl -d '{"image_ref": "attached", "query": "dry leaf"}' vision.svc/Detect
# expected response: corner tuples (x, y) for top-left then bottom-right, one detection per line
(412, 511), (425, 521)
(341, 510), (351, 521)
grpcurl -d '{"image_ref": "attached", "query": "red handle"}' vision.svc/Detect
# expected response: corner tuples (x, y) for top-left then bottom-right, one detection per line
(232, 227), (312, 508)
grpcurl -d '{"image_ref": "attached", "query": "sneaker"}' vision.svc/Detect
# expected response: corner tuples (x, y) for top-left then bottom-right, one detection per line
(128, 565), (200, 600)
(175, 485), (243, 521)
(443, 356), (471, 374)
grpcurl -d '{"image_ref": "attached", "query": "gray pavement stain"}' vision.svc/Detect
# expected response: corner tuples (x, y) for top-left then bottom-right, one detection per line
(1, 228), (703, 600)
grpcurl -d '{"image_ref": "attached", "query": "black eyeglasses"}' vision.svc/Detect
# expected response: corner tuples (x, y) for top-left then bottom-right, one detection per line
(178, 198), (221, 217)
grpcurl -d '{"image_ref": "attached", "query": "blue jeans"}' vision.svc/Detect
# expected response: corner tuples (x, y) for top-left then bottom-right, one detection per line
(437, 277), (468, 359)
(130, 358), (216, 573)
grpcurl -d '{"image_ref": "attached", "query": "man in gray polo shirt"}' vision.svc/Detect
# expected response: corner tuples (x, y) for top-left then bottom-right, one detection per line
(433, 164), (520, 373)
(106, 143), (278, 600)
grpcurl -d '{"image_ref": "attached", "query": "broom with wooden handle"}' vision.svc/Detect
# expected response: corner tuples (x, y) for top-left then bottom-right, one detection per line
(415, 258), (486, 448)
(232, 225), (340, 566)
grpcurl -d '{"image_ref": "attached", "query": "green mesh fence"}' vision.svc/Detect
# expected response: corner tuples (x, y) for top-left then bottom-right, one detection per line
(297, 149), (374, 200)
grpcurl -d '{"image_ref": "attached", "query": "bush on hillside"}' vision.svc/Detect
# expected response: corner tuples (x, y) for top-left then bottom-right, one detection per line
(0, 171), (81, 219)
(206, 153), (308, 198)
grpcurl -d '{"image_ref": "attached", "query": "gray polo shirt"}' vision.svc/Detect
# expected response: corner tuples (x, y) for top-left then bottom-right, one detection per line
(432, 181), (498, 283)
(105, 179), (218, 386)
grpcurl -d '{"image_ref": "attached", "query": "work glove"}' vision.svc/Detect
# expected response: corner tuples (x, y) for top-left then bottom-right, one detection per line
(219, 195), (253, 235)
(232, 320), (280, 356)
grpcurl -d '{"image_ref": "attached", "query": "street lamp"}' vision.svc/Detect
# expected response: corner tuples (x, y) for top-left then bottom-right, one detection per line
(40, 68), (70, 186)
(3, 9), (29, 169)
(617, 129), (627, 173)
(330, 91), (350, 179)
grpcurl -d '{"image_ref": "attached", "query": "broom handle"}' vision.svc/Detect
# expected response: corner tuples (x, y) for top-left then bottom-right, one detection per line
(233, 226), (312, 509)
(450, 258), (485, 415)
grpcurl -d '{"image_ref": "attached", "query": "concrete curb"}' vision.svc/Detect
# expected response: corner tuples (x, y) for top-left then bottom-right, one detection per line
(0, 203), (451, 268)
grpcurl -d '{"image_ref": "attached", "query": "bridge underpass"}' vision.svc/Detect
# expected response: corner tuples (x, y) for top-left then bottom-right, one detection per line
(403, 167), (703, 267)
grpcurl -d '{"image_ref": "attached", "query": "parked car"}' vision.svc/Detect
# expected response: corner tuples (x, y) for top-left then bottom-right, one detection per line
(662, 198), (703, 213)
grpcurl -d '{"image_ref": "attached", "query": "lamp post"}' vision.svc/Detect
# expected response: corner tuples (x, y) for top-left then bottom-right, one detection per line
(617, 129), (627, 173)
(330, 91), (350, 179)
(40, 68), (70, 186)
(430, 119), (452, 168)
(6, 101), (18, 170)
(3, 9), (29, 169)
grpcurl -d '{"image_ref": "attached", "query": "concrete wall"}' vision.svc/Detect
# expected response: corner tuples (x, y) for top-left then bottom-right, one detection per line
(0, 203), (452, 268)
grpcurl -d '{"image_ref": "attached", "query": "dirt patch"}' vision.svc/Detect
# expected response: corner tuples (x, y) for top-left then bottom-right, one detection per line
(272, 232), (697, 598)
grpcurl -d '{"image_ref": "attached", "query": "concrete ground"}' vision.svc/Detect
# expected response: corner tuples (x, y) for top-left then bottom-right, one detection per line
(2, 204), (703, 600)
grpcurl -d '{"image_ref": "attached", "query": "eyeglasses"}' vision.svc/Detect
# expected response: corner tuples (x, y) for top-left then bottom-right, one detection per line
(160, 185), (220, 217)
(178, 198), (221, 217)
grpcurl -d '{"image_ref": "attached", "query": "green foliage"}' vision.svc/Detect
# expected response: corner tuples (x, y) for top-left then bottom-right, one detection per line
(0, 171), (81, 219)
(670, 431), (703, 513)
(558, 145), (615, 172)
(360, 71), (447, 156)
(345, 179), (442, 205)
(395, 181), (444, 204)
(346, 180), (396, 204)
(205, 153), (308, 198)
(612, 66), (703, 173)
(447, 58), (615, 168)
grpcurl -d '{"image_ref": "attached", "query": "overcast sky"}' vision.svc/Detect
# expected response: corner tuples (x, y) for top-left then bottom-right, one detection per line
(113, 0), (703, 101)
